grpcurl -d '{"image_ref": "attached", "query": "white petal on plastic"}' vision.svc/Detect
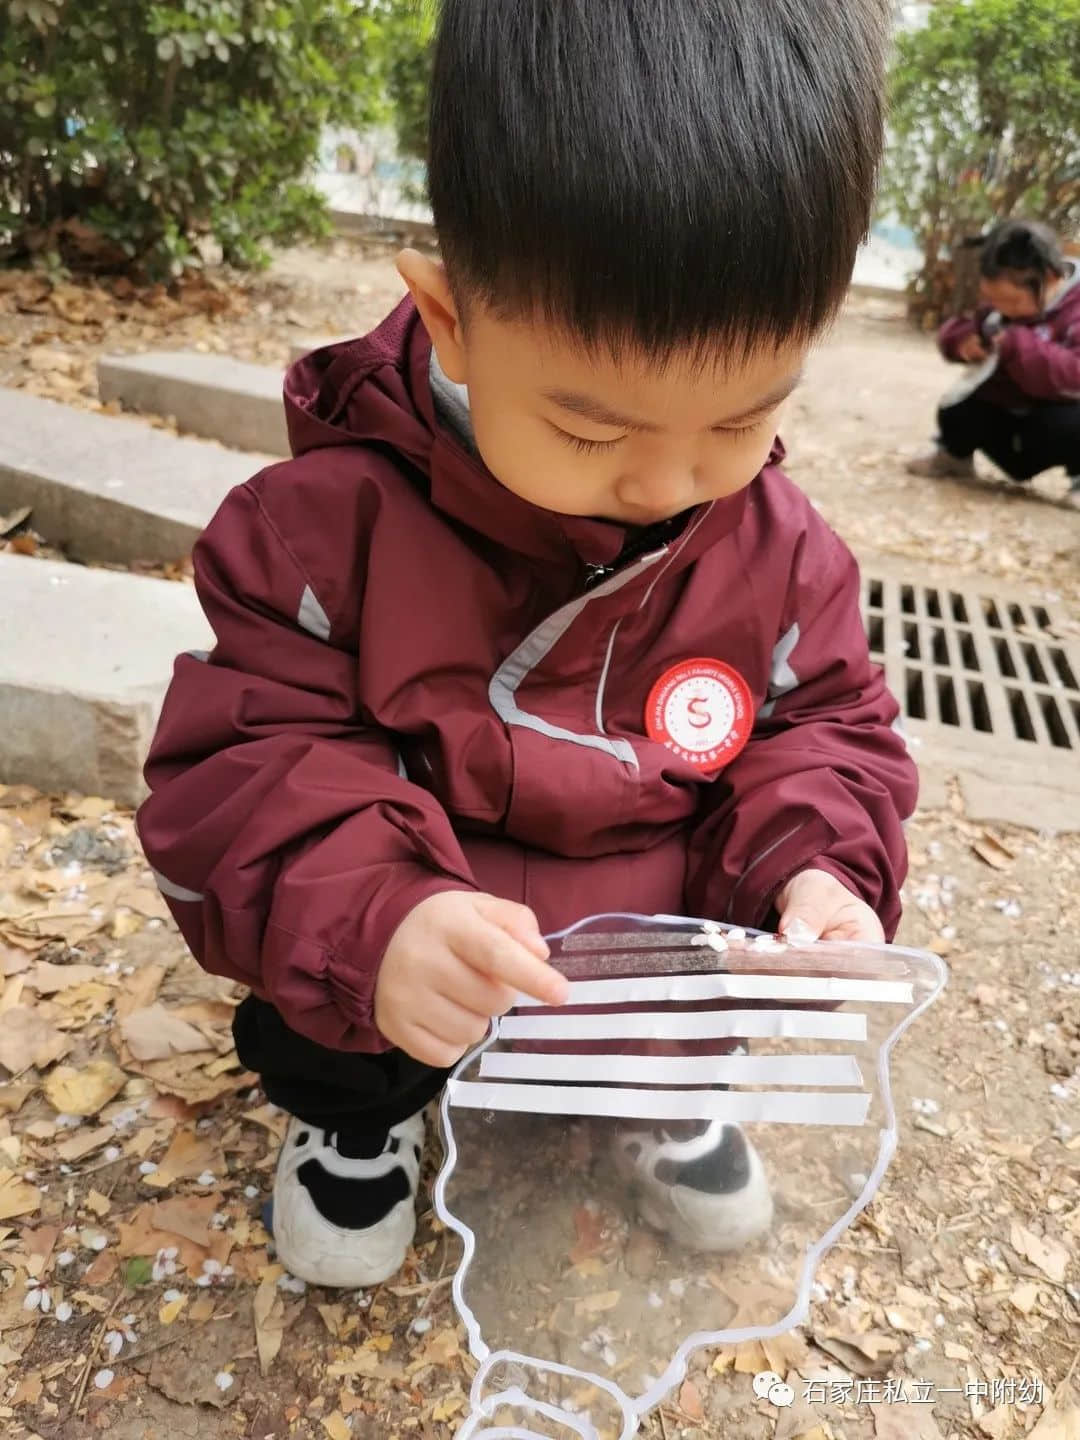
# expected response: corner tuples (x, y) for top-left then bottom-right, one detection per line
(478, 1050), (863, 1089)
(513, 973), (912, 1007)
(448, 1081), (871, 1126)
(498, 1007), (866, 1043)
(435, 912), (946, 1440)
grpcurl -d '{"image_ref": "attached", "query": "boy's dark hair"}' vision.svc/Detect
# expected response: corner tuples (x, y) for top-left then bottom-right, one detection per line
(428, 0), (890, 360)
(979, 219), (1067, 296)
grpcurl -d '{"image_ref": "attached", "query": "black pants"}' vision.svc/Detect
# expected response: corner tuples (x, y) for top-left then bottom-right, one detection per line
(233, 995), (450, 1136)
(939, 392), (1080, 480)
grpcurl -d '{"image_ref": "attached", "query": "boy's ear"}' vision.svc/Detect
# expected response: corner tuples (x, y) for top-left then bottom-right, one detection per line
(396, 249), (469, 385)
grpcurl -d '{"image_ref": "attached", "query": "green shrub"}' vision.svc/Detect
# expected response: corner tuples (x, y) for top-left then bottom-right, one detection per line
(0, 0), (392, 277)
(881, 0), (1080, 325)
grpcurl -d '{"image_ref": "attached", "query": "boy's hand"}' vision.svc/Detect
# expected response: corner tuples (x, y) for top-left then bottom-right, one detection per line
(375, 891), (569, 1067)
(958, 333), (990, 364)
(776, 869), (885, 945)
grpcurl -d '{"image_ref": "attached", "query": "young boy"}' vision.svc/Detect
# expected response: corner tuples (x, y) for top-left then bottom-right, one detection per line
(138, 0), (915, 1288)
(908, 219), (1080, 507)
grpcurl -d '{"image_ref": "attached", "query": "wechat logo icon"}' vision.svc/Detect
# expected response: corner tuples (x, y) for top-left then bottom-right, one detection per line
(753, 1371), (795, 1408)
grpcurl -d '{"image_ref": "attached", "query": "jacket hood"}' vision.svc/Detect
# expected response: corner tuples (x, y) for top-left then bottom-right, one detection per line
(283, 297), (779, 573)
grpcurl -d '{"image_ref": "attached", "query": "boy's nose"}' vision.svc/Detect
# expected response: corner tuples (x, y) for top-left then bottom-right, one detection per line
(617, 462), (698, 517)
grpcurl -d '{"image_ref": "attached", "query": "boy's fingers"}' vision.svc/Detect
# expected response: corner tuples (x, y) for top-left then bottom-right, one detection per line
(458, 917), (568, 1006)
(473, 895), (551, 959)
(436, 959), (518, 1020)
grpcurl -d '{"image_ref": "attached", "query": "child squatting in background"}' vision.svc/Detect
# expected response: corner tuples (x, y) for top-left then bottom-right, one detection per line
(137, 0), (916, 1289)
(908, 219), (1080, 507)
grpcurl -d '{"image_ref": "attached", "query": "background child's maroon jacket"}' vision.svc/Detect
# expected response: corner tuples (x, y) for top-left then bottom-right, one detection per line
(137, 301), (917, 1053)
(938, 265), (1080, 408)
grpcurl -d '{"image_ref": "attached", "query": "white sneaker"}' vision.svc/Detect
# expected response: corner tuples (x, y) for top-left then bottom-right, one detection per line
(613, 1120), (773, 1253)
(906, 447), (977, 480)
(272, 1112), (424, 1288)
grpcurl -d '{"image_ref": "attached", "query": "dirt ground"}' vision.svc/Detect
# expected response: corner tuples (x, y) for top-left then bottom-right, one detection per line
(0, 245), (1078, 1440)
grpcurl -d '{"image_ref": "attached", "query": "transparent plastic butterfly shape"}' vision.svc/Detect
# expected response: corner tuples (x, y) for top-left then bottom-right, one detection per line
(434, 912), (946, 1440)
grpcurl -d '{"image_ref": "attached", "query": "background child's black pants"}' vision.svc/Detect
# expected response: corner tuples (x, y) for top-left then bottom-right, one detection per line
(233, 995), (449, 1137)
(939, 393), (1080, 480)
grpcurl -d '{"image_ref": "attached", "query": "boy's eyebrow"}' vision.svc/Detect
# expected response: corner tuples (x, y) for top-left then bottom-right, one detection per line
(543, 373), (804, 432)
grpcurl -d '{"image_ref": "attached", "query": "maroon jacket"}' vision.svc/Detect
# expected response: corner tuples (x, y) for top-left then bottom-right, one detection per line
(138, 300), (916, 1052)
(938, 262), (1080, 409)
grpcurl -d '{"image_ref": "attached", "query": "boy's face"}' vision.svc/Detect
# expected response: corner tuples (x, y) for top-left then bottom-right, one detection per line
(979, 274), (1041, 320)
(400, 253), (807, 525)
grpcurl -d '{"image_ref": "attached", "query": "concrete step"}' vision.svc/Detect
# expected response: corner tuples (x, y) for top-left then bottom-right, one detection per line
(0, 555), (212, 804)
(289, 333), (352, 365)
(0, 388), (266, 566)
(98, 351), (290, 456)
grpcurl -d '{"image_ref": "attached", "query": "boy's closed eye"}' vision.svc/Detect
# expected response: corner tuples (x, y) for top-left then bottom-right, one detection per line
(543, 375), (801, 457)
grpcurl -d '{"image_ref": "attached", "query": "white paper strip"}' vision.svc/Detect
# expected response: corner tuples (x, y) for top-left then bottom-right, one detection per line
(478, 1051), (864, 1088)
(498, 1008), (867, 1043)
(448, 1081), (872, 1126)
(514, 974), (912, 1007)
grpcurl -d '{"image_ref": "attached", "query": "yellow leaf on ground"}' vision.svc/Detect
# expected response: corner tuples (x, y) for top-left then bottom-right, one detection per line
(143, 1129), (218, 1189)
(85, 1189), (111, 1218)
(574, 1290), (621, 1316)
(159, 1296), (187, 1325)
(432, 1394), (466, 1424)
(0, 1171), (40, 1221)
(44, 1060), (126, 1116)
(253, 1273), (285, 1375)
(321, 1413), (351, 1440)
(733, 1340), (768, 1374)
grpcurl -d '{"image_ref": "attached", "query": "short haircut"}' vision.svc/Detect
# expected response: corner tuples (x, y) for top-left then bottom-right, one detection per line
(980, 219), (1067, 293)
(427, 0), (890, 361)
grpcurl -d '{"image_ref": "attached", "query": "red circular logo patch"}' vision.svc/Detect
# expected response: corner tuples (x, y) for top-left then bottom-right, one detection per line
(645, 658), (753, 772)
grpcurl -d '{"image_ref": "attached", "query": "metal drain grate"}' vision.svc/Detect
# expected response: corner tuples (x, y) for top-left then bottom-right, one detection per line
(862, 575), (1080, 751)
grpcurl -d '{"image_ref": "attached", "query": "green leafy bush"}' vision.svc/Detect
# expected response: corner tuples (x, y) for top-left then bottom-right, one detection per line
(0, 0), (392, 277)
(881, 0), (1080, 324)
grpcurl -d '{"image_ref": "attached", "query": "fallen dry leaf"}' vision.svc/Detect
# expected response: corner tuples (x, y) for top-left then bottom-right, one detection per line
(678, 1380), (704, 1422)
(978, 1406), (1014, 1439)
(1010, 1281), (1040, 1314)
(1010, 1223), (1069, 1284)
(0, 1171), (40, 1221)
(1028, 1385), (1080, 1440)
(55, 1124), (114, 1164)
(44, 1060), (126, 1116)
(0, 1005), (69, 1073)
(143, 1128), (219, 1189)
(321, 1413), (351, 1440)
(120, 1004), (211, 1062)
(872, 1400), (945, 1438)
(150, 1194), (217, 1247)
(254, 1271), (286, 1375)
(574, 1289), (621, 1316)
(114, 964), (166, 1020)
(159, 1296), (187, 1325)
(25, 960), (103, 994)
(972, 834), (1015, 870)
(814, 1329), (902, 1377)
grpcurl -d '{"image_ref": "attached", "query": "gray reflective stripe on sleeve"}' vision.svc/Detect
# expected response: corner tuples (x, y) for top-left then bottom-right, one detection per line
(396, 752), (408, 779)
(297, 584), (331, 641)
(185, 649), (210, 662)
(489, 552), (666, 767)
(759, 622), (801, 719)
(151, 869), (204, 904)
